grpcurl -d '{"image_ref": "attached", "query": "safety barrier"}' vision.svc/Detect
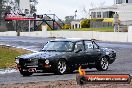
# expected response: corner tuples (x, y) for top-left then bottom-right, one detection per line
(1, 26), (132, 42)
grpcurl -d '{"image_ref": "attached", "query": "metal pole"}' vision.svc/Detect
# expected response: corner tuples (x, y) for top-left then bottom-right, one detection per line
(33, 13), (36, 31)
(75, 12), (76, 20)
(28, 9), (31, 32)
(53, 14), (55, 30)
(29, 20), (30, 32)
(16, 20), (20, 36)
(75, 10), (77, 20)
(53, 20), (55, 30)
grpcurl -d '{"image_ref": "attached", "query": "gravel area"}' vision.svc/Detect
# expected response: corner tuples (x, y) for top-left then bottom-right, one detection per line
(0, 79), (131, 88)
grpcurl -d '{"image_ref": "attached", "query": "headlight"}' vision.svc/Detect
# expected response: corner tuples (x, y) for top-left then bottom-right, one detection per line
(45, 59), (49, 64)
(15, 59), (19, 64)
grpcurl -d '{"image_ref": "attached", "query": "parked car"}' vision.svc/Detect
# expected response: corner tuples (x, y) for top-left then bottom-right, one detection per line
(15, 39), (116, 76)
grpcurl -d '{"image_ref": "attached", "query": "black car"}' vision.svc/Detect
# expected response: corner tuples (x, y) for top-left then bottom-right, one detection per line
(15, 39), (116, 76)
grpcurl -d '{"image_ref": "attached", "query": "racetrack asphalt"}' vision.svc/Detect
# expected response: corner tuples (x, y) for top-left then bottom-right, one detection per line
(0, 36), (132, 84)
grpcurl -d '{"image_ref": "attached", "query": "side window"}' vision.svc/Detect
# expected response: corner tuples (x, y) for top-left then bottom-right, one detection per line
(74, 41), (84, 51)
(84, 41), (93, 50)
(93, 42), (99, 49)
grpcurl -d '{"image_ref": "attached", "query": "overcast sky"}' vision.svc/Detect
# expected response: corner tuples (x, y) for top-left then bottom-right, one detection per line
(36, 0), (114, 20)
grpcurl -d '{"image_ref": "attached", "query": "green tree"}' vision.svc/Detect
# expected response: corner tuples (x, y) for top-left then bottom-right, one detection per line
(0, 0), (38, 31)
(0, 0), (9, 20)
(30, 0), (38, 14)
(15, 0), (19, 4)
(63, 24), (71, 29)
(0, 0), (14, 31)
(0, 0), (3, 23)
(80, 19), (90, 28)
(64, 16), (74, 24)
(80, 18), (104, 28)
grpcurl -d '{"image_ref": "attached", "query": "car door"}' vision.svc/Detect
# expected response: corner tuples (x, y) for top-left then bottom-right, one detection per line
(84, 40), (94, 63)
(69, 41), (86, 66)
(92, 41), (102, 60)
(84, 40), (102, 64)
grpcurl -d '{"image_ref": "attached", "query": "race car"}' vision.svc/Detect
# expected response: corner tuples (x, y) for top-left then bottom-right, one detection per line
(15, 39), (116, 76)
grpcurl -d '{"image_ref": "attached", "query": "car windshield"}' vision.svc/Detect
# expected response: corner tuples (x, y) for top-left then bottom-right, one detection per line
(42, 41), (74, 52)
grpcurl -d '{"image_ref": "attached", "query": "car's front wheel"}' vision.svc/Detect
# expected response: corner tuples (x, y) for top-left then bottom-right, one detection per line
(96, 57), (109, 71)
(55, 59), (67, 75)
(20, 70), (33, 76)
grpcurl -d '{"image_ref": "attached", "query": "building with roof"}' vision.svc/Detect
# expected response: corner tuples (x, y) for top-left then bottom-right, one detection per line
(71, 21), (81, 29)
(89, 0), (132, 26)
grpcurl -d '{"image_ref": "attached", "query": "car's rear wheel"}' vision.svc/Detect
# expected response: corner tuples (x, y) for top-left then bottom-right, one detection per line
(20, 70), (33, 76)
(55, 59), (67, 75)
(96, 57), (109, 71)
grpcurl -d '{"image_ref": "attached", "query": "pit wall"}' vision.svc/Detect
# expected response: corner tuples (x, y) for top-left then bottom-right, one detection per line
(1, 26), (132, 42)
(0, 31), (17, 36)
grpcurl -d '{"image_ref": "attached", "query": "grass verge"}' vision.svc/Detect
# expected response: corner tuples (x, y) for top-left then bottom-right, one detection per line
(0, 45), (31, 68)
(48, 27), (114, 32)
(72, 27), (114, 32)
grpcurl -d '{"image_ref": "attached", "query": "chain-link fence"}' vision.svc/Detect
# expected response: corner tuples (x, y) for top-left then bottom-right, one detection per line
(90, 22), (112, 28)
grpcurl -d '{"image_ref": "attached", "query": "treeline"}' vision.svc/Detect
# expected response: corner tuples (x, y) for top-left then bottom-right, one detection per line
(0, 0), (38, 32)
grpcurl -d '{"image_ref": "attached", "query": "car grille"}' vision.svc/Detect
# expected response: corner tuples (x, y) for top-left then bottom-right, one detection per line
(19, 58), (38, 66)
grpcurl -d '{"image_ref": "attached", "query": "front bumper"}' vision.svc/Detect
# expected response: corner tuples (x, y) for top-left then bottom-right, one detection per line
(17, 64), (52, 73)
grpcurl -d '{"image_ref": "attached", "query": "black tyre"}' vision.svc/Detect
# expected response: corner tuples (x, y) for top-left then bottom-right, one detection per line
(55, 59), (67, 75)
(20, 70), (33, 76)
(96, 57), (109, 71)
